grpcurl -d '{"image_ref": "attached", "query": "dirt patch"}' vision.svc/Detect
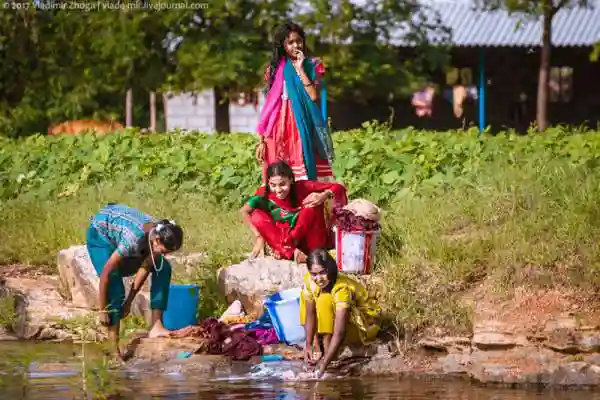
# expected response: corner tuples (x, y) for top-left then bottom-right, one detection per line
(0, 264), (55, 279)
(469, 280), (600, 335)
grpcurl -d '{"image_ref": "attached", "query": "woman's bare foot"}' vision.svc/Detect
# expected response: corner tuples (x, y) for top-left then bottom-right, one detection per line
(107, 350), (126, 367)
(148, 321), (171, 338)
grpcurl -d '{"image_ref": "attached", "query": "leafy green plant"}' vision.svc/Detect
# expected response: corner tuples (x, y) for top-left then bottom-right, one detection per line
(4, 126), (600, 336)
(2, 126), (600, 207)
(0, 296), (17, 330)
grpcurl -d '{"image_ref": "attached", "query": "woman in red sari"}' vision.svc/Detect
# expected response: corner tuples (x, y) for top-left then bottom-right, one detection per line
(240, 161), (347, 263)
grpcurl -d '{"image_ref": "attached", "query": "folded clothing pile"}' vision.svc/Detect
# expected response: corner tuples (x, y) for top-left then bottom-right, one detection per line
(243, 310), (279, 346)
(221, 300), (279, 346)
(168, 300), (283, 361)
(334, 199), (381, 232)
(219, 300), (253, 325)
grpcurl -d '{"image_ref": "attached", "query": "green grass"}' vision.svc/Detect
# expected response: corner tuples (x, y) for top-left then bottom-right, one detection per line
(4, 127), (600, 337)
(373, 159), (600, 335)
(0, 181), (251, 320)
(0, 180), (252, 267)
(0, 296), (17, 330)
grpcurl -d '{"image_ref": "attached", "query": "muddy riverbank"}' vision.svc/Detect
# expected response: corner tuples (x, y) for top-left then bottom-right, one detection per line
(5, 251), (600, 388)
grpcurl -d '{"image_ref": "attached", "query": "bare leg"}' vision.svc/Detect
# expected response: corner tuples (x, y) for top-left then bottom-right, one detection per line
(148, 309), (170, 338)
(322, 334), (332, 355)
(108, 322), (123, 360)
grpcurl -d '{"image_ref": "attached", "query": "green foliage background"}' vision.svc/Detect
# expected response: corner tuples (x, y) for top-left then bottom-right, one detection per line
(2, 124), (599, 205)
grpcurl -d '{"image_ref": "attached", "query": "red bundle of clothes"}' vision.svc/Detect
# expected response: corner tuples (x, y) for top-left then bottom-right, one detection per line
(333, 208), (380, 232)
(169, 318), (263, 361)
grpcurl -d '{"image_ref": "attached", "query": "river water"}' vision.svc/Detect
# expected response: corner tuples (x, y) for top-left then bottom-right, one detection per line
(2, 342), (600, 399)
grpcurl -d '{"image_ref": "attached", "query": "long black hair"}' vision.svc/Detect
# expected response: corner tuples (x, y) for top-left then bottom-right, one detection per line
(265, 21), (308, 93)
(152, 219), (183, 252)
(307, 249), (339, 287)
(264, 161), (298, 207)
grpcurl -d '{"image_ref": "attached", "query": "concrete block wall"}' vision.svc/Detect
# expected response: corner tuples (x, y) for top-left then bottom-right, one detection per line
(165, 89), (264, 134)
(230, 92), (265, 133)
(165, 90), (215, 133)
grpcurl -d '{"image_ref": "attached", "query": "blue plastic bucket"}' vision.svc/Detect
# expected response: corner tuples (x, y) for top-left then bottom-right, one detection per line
(264, 287), (306, 345)
(163, 284), (200, 330)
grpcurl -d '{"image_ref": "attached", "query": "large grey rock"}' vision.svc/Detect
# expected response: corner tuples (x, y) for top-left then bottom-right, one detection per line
(435, 353), (472, 375)
(418, 336), (471, 353)
(0, 325), (18, 341)
(217, 257), (306, 318)
(542, 362), (600, 386)
(0, 276), (103, 341)
(57, 245), (102, 309)
(465, 347), (600, 386)
(472, 320), (529, 350)
(472, 331), (528, 350)
(57, 245), (152, 324)
(57, 245), (207, 325)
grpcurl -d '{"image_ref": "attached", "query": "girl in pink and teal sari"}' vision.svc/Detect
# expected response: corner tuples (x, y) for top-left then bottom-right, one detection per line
(255, 22), (335, 183)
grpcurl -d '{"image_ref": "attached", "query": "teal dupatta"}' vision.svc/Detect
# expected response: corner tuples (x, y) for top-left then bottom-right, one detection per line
(283, 58), (334, 180)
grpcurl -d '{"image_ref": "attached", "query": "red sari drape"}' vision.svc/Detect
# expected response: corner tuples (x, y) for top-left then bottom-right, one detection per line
(260, 59), (334, 183)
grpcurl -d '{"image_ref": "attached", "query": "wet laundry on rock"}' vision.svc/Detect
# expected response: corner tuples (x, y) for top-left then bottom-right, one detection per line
(169, 318), (263, 361)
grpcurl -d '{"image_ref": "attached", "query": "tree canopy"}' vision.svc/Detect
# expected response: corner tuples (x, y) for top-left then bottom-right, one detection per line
(0, 1), (448, 136)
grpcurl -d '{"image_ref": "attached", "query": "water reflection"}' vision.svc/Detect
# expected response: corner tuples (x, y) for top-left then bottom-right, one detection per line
(3, 342), (600, 399)
(96, 376), (600, 400)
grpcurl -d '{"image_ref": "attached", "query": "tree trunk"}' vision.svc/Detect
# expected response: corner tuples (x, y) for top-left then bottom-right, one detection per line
(162, 93), (169, 132)
(536, 0), (553, 132)
(214, 87), (230, 133)
(149, 91), (156, 132)
(125, 88), (133, 128)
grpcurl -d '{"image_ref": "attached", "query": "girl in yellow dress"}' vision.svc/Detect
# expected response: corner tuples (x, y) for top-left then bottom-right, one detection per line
(299, 249), (382, 378)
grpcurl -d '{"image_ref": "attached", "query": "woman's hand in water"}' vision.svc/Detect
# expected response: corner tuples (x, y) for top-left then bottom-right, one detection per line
(302, 192), (329, 208)
(306, 361), (326, 379)
(304, 346), (321, 366)
(316, 362), (326, 379)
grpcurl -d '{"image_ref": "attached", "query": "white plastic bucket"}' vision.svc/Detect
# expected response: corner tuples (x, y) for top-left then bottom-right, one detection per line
(334, 227), (380, 275)
(264, 287), (306, 345)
